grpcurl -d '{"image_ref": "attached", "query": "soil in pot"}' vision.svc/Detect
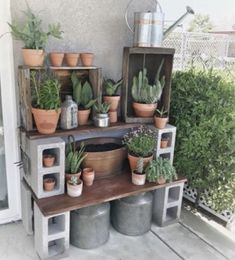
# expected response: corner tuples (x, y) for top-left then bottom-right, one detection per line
(132, 171), (146, 185)
(43, 177), (56, 191)
(43, 154), (55, 167)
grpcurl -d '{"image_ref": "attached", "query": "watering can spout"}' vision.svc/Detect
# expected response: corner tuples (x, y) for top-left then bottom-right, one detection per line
(163, 6), (195, 39)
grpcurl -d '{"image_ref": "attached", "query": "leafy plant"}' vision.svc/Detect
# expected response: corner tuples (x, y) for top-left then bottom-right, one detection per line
(68, 176), (81, 186)
(136, 157), (144, 174)
(8, 7), (63, 49)
(123, 125), (157, 157)
(94, 101), (110, 114)
(31, 71), (61, 110)
(145, 157), (177, 182)
(155, 107), (168, 118)
(170, 68), (235, 212)
(131, 59), (165, 104)
(103, 78), (123, 96)
(65, 135), (87, 174)
(71, 72), (96, 109)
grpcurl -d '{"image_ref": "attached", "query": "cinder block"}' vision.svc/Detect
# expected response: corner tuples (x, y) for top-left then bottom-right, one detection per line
(34, 202), (70, 260)
(152, 182), (184, 227)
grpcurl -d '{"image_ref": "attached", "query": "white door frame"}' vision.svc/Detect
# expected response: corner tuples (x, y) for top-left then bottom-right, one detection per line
(0, 0), (21, 224)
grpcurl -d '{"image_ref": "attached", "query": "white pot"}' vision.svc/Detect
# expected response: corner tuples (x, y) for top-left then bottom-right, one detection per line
(132, 171), (146, 185)
(67, 180), (83, 197)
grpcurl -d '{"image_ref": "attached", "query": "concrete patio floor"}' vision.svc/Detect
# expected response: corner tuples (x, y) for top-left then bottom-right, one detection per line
(0, 207), (234, 260)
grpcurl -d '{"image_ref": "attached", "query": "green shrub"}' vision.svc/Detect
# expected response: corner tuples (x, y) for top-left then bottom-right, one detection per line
(170, 68), (235, 212)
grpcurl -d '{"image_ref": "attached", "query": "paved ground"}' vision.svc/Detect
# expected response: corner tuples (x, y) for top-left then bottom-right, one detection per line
(0, 208), (234, 260)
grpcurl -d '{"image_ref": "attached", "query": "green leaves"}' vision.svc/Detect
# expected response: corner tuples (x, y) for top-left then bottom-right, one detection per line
(94, 101), (110, 113)
(103, 78), (123, 96)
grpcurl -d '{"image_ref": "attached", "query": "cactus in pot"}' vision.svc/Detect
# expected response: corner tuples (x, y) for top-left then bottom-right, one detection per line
(131, 157), (146, 185)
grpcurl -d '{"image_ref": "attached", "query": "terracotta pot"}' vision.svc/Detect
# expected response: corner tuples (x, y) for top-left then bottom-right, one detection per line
(65, 53), (79, 67)
(77, 109), (91, 125)
(49, 52), (64, 67)
(67, 180), (83, 197)
(32, 108), (61, 134)
(160, 139), (168, 148)
(157, 176), (166, 185)
(80, 53), (94, 67)
(128, 153), (153, 171)
(132, 102), (157, 117)
(108, 110), (118, 123)
(103, 95), (120, 111)
(154, 116), (168, 129)
(43, 154), (55, 167)
(132, 171), (146, 185)
(65, 171), (82, 182)
(22, 48), (44, 66)
(43, 178), (56, 191)
(82, 168), (95, 186)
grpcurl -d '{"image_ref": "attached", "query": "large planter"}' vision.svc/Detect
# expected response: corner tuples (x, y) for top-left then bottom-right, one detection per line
(22, 48), (44, 67)
(77, 138), (127, 179)
(132, 102), (157, 117)
(32, 108), (61, 134)
(128, 153), (153, 171)
(77, 109), (91, 126)
(103, 95), (120, 111)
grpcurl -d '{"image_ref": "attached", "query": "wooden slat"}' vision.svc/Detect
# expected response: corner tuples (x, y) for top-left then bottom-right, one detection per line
(32, 171), (186, 216)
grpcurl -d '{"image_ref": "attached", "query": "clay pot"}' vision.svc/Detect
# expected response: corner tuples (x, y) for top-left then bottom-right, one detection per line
(128, 153), (153, 171)
(32, 108), (61, 134)
(80, 53), (94, 67)
(108, 110), (118, 123)
(103, 95), (120, 111)
(43, 178), (56, 191)
(160, 138), (169, 148)
(65, 171), (82, 182)
(154, 116), (168, 129)
(65, 53), (79, 67)
(22, 48), (44, 67)
(157, 176), (166, 185)
(49, 52), (64, 66)
(77, 109), (91, 125)
(82, 168), (95, 186)
(67, 179), (83, 197)
(132, 171), (146, 185)
(43, 154), (55, 167)
(132, 102), (157, 117)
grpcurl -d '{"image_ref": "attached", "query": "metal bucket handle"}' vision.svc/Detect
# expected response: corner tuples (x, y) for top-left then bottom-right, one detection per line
(125, 0), (163, 33)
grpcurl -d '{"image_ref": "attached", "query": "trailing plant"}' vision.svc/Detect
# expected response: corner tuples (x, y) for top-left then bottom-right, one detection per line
(65, 135), (87, 174)
(155, 107), (168, 118)
(131, 59), (165, 104)
(71, 72), (96, 109)
(136, 157), (144, 174)
(123, 125), (157, 157)
(145, 157), (177, 182)
(31, 71), (61, 110)
(170, 68), (235, 212)
(8, 6), (63, 49)
(103, 78), (123, 96)
(94, 101), (110, 114)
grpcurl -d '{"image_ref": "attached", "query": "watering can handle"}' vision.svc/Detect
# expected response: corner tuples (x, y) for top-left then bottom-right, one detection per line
(125, 0), (163, 33)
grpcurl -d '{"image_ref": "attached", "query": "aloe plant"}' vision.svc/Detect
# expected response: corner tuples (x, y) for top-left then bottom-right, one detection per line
(94, 101), (110, 114)
(71, 72), (96, 109)
(155, 107), (168, 118)
(103, 78), (123, 96)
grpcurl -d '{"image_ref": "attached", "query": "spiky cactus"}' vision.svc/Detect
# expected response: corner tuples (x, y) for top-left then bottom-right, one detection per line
(136, 157), (144, 174)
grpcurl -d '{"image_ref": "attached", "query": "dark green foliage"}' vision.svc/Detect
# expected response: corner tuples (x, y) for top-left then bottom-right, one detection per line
(103, 78), (123, 96)
(170, 69), (235, 212)
(94, 101), (110, 114)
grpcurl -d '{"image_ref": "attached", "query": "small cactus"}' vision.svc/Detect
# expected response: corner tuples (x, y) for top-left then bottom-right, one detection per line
(136, 157), (144, 174)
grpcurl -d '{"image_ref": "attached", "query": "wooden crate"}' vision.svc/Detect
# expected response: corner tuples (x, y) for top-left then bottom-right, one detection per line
(121, 47), (175, 123)
(18, 66), (102, 131)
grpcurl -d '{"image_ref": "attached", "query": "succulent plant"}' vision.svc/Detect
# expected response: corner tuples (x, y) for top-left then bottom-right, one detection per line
(103, 78), (123, 96)
(68, 176), (81, 186)
(155, 106), (168, 118)
(94, 101), (110, 114)
(136, 157), (144, 174)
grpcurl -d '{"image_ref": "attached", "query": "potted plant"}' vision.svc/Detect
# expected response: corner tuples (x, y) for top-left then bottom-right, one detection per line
(154, 107), (168, 129)
(145, 157), (177, 184)
(71, 72), (96, 125)
(123, 125), (157, 170)
(160, 133), (169, 148)
(67, 176), (83, 197)
(65, 135), (87, 181)
(93, 101), (110, 127)
(43, 154), (55, 167)
(8, 7), (63, 66)
(132, 157), (146, 185)
(31, 71), (61, 134)
(131, 59), (165, 117)
(43, 177), (56, 191)
(82, 168), (95, 186)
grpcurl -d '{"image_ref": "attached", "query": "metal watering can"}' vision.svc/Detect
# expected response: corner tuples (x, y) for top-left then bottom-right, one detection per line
(125, 0), (194, 47)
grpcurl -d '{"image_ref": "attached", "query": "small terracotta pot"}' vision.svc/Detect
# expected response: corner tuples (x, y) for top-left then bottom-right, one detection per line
(65, 171), (82, 182)
(160, 138), (169, 148)
(103, 95), (120, 111)
(128, 153), (153, 171)
(132, 171), (146, 185)
(108, 111), (118, 123)
(43, 154), (55, 167)
(67, 180), (83, 197)
(65, 53), (79, 67)
(154, 116), (168, 129)
(49, 52), (64, 66)
(80, 53), (94, 67)
(82, 168), (95, 186)
(157, 176), (166, 185)
(43, 178), (56, 191)
(132, 102), (157, 117)
(77, 109), (91, 125)
(22, 48), (44, 67)
(32, 108), (61, 134)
